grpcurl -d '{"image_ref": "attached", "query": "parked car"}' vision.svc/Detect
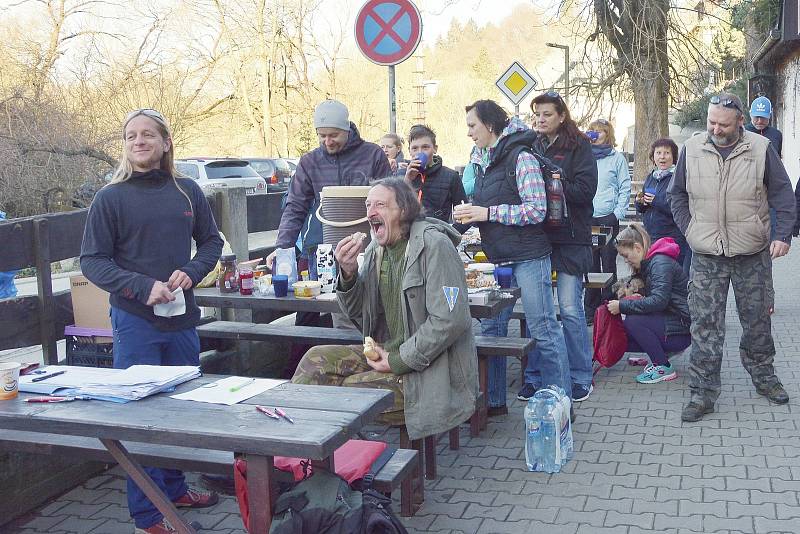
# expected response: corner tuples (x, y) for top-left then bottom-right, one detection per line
(243, 157), (294, 193)
(176, 158), (267, 196)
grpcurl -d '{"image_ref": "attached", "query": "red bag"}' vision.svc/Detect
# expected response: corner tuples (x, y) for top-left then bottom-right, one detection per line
(233, 439), (388, 532)
(592, 301), (629, 370)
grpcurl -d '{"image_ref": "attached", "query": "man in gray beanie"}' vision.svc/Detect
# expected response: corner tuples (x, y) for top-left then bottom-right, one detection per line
(275, 100), (391, 361)
(274, 98), (390, 263)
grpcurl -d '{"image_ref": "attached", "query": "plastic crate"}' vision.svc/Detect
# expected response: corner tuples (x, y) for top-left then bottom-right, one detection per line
(65, 325), (114, 368)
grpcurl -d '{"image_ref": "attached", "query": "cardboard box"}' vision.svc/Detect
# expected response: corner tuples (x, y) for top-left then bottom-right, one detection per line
(70, 275), (112, 330)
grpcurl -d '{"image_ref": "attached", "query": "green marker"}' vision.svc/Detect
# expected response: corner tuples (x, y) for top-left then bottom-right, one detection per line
(229, 378), (255, 393)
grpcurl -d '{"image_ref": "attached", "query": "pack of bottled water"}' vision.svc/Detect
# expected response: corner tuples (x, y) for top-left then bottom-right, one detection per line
(524, 385), (574, 473)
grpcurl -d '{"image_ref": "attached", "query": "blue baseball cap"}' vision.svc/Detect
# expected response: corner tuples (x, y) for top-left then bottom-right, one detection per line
(749, 96), (772, 119)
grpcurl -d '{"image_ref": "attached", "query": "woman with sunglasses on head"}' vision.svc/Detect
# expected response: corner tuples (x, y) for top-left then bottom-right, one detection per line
(584, 118), (631, 320)
(454, 99), (571, 414)
(528, 91), (598, 403)
(80, 109), (223, 534)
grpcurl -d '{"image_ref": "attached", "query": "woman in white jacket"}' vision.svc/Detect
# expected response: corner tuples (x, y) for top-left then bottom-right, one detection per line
(585, 118), (631, 321)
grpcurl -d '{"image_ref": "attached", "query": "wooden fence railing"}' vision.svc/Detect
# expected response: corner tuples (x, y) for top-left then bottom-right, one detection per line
(0, 209), (88, 362)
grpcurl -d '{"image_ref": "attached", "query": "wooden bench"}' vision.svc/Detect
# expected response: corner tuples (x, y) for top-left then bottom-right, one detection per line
(0, 430), (423, 517)
(196, 321), (533, 480)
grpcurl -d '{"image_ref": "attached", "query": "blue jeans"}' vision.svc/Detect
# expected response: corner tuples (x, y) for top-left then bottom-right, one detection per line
(515, 258), (571, 394)
(111, 307), (200, 529)
(481, 304), (514, 408)
(555, 273), (593, 388)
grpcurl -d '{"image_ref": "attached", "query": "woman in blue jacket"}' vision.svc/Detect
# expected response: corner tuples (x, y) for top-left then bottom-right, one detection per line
(635, 138), (690, 275)
(585, 118), (631, 319)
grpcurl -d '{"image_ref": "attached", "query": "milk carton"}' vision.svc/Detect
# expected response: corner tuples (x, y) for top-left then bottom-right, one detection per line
(316, 244), (337, 293)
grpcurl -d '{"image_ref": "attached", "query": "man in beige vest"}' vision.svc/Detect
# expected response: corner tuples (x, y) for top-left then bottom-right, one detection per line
(668, 92), (796, 422)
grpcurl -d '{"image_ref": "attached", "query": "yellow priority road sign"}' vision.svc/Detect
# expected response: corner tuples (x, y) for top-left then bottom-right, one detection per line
(496, 61), (537, 106)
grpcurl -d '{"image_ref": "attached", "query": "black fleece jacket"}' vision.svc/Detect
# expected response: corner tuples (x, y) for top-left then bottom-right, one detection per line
(80, 170), (223, 331)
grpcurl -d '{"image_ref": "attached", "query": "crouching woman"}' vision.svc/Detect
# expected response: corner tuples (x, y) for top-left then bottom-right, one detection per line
(607, 224), (691, 384)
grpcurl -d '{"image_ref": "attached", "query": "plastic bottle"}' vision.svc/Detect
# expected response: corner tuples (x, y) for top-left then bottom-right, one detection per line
(546, 173), (565, 228)
(539, 397), (561, 473)
(524, 396), (543, 471)
(535, 387), (573, 465)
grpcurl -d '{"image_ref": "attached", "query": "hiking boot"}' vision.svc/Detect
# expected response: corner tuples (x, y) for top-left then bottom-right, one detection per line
(173, 487), (219, 508)
(572, 384), (593, 402)
(517, 383), (538, 401)
(199, 473), (236, 496)
(681, 400), (714, 422)
(135, 519), (176, 534)
(756, 382), (789, 404)
(635, 364), (677, 384)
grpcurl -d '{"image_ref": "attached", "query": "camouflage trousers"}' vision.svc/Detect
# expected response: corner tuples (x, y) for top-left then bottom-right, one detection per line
(291, 344), (406, 426)
(688, 249), (779, 403)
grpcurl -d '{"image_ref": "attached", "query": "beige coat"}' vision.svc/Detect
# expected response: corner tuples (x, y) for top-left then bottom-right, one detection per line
(683, 131), (771, 256)
(337, 218), (478, 440)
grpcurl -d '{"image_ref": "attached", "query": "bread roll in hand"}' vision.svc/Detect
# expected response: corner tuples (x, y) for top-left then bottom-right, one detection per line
(363, 336), (380, 361)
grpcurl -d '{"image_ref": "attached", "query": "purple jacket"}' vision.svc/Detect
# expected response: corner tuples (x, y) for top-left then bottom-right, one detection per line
(277, 123), (392, 250)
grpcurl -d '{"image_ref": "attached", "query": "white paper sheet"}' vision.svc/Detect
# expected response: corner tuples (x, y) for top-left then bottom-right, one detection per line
(170, 376), (287, 405)
(154, 287), (186, 317)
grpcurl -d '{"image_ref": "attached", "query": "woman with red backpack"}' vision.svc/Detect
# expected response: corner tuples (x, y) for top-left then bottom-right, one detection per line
(607, 224), (691, 383)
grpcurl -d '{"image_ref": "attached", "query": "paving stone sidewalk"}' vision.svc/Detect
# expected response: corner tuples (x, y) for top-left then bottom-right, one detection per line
(7, 247), (800, 534)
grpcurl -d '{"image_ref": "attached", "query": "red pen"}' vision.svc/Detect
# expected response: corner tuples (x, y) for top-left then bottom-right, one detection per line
(25, 396), (83, 403)
(274, 407), (294, 424)
(256, 406), (280, 420)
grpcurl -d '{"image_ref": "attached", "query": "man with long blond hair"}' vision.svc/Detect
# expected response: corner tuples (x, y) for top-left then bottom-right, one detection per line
(80, 109), (223, 534)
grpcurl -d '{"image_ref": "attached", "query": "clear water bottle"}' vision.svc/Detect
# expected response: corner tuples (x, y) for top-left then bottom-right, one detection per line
(524, 397), (543, 471)
(539, 397), (561, 473)
(550, 386), (574, 463)
(535, 387), (573, 466)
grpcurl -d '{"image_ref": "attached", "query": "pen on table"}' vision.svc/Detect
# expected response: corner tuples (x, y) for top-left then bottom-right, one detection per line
(274, 407), (295, 424)
(25, 396), (86, 403)
(256, 406), (280, 419)
(31, 370), (67, 383)
(229, 378), (255, 393)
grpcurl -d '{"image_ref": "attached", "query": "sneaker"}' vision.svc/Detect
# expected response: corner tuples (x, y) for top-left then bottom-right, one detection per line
(517, 383), (538, 401)
(756, 382), (789, 404)
(627, 356), (648, 366)
(199, 473), (236, 496)
(135, 519), (176, 534)
(572, 384), (593, 402)
(635, 364), (677, 384)
(681, 400), (714, 422)
(173, 487), (219, 509)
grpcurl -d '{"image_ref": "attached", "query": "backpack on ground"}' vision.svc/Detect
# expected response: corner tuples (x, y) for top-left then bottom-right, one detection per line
(233, 440), (407, 534)
(268, 467), (408, 534)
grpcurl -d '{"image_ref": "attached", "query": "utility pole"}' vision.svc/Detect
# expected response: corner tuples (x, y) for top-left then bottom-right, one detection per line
(546, 43), (570, 106)
(413, 55), (426, 124)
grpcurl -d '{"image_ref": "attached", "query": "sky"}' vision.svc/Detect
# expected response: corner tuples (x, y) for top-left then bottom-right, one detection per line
(322, 0), (536, 51)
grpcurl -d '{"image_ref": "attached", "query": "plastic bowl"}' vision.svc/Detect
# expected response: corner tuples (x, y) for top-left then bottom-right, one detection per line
(292, 280), (322, 299)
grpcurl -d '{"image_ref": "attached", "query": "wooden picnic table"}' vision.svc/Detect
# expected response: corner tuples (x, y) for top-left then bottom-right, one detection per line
(194, 286), (521, 320)
(0, 377), (392, 534)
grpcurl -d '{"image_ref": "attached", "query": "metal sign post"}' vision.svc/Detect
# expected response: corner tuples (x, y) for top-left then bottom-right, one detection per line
(388, 65), (396, 133)
(355, 0), (422, 133)
(495, 61), (538, 116)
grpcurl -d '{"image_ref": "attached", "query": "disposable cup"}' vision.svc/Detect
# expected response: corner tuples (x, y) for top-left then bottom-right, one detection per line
(495, 267), (513, 288)
(273, 275), (289, 298)
(644, 187), (657, 195)
(0, 362), (22, 400)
